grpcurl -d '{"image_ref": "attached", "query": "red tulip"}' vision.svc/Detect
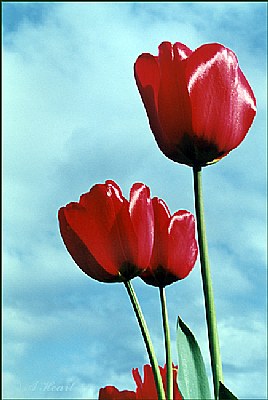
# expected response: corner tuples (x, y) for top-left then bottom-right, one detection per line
(99, 386), (136, 400)
(134, 364), (182, 400)
(141, 197), (198, 287)
(98, 364), (182, 400)
(58, 180), (154, 282)
(134, 41), (256, 167)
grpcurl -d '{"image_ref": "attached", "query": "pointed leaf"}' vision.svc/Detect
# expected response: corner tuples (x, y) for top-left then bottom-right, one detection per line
(176, 316), (212, 399)
(219, 382), (238, 400)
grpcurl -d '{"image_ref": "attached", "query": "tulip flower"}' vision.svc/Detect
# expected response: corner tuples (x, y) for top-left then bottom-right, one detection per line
(141, 197), (198, 287)
(134, 41), (256, 167)
(99, 364), (182, 400)
(58, 180), (154, 283)
(98, 386), (136, 400)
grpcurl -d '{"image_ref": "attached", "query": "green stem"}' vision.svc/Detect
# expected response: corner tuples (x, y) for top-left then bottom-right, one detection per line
(124, 280), (166, 400)
(193, 166), (223, 400)
(159, 287), (173, 400)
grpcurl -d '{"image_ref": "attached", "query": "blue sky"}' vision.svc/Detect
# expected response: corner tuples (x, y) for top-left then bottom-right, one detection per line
(3, 2), (267, 399)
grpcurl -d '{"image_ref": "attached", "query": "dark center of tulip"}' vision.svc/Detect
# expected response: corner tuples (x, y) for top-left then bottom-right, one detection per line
(119, 262), (142, 281)
(173, 133), (225, 167)
(142, 266), (179, 288)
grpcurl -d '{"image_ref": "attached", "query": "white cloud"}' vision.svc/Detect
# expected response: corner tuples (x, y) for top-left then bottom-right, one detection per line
(3, 371), (23, 399)
(219, 314), (267, 399)
(220, 314), (267, 368)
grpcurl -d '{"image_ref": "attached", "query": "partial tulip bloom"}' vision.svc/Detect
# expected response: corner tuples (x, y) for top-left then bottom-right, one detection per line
(58, 180), (154, 283)
(99, 364), (182, 400)
(98, 386), (136, 400)
(134, 41), (256, 167)
(141, 197), (198, 287)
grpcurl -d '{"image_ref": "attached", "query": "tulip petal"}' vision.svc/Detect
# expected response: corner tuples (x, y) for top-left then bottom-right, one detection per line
(99, 386), (136, 400)
(133, 365), (158, 400)
(58, 207), (119, 282)
(158, 42), (193, 148)
(141, 201), (198, 287)
(61, 181), (127, 275)
(186, 43), (256, 155)
(133, 364), (183, 400)
(167, 210), (198, 279)
(173, 42), (192, 60)
(129, 183), (154, 268)
(159, 364), (183, 400)
(109, 200), (141, 278)
(150, 197), (170, 269)
(134, 53), (165, 149)
(140, 198), (171, 286)
(79, 180), (124, 232)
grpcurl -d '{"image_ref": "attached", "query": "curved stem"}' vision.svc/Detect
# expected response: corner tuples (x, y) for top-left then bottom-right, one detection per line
(159, 287), (173, 400)
(192, 166), (223, 400)
(124, 280), (166, 400)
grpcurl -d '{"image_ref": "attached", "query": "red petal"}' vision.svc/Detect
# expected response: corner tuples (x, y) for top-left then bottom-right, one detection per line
(129, 183), (154, 268)
(134, 53), (164, 147)
(159, 364), (183, 400)
(150, 197), (170, 269)
(132, 368), (142, 389)
(134, 365), (158, 400)
(99, 386), (136, 400)
(79, 180), (124, 232)
(186, 43), (256, 152)
(61, 181), (127, 275)
(173, 42), (192, 60)
(142, 202), (198, 286)
(109, 200), (138, 274)
(158, 42), (193, 148)
(58, 208), (119, 282)
(141, 198), (176, 286)
(133, 364), (182, 399)
(167, 210), (198, 279)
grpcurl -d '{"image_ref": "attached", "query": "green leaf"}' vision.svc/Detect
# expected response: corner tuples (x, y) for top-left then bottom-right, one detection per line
(219, 382), (238, 399)
(176, 316), (212, 400)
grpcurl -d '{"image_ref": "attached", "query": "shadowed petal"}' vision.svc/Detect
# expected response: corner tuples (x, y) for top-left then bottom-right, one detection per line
(150, 197), (170, 268)
(158, 42), (193, 148)
(141, 202), (198, 286)
(99, 386), (136, 400)
(61, 181), (127, 273)
(58, 207), (119, 281)
(134, 53), (165, 149)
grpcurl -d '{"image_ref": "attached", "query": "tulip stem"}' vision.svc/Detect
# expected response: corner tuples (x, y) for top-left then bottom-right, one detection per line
(124, 280), (166, 400)
(192, 166), (223, 400)
(159, 287), (173, 400)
